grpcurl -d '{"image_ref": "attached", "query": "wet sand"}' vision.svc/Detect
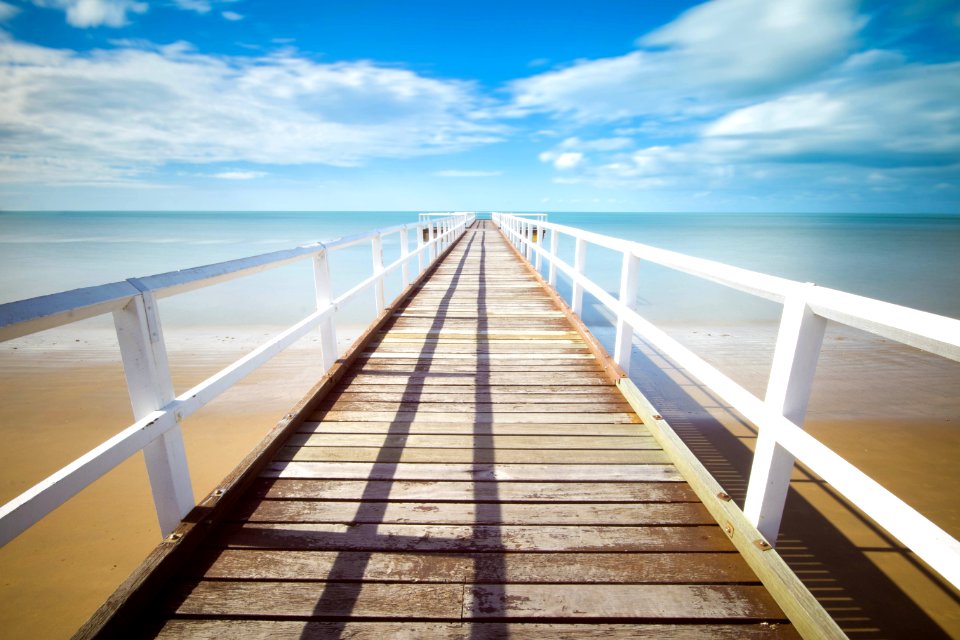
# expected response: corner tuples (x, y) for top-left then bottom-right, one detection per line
(1, 322), (958, 637)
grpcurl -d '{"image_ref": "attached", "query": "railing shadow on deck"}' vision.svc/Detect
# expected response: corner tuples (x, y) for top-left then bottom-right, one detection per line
(169, 224), (513, 638)
(620, 332), (956, 639)
(295, 226), (486, 638)
(470, 225), (509, 637)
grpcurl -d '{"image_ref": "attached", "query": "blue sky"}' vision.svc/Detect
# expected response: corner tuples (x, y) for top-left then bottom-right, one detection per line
(0, 0), (958, 212)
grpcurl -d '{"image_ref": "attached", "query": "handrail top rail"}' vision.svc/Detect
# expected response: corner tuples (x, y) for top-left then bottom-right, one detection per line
(494, 213), (960, 363)
(495, 212), (548, 219)
(0, 214), (469, 344)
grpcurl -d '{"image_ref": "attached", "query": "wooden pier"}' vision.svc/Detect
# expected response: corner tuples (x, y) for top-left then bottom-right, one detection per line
(78, 221), (807, 638)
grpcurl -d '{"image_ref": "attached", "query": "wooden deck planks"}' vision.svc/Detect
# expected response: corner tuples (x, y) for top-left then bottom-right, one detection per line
(103, 220), (799, 637)
(194, 549), (759, 583)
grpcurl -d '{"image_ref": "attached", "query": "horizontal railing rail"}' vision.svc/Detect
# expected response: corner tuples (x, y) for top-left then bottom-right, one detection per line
(0, 213), (475, 547)
(493, 212), (960, 590)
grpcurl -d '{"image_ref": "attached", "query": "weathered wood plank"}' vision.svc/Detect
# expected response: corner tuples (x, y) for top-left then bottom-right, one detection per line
(399, 308), (556, 313)
(155, 621), (801, 639)
(236, 500), (713, 526)
(353, 362), (608, 371)
(248, 479), (699, 503)
(463, 584), (787, 620)
(394, 311), (567, 318)
(341, 373), (611, 385)
(296, 422), (647, 436)
(171, 581), (462, 618)
(346, 368), (610, 379)
(220, 523), (736, 552)
(172, 582), (787, 621)
(366, 345), (595, 354)
(359, 352), (596, 360)
(274, 447), (671, 464)
(309, 411), (642, 424)
(380, 330), (580, 337)
(373, 337), (583, 344)
(334, 389), (621, 401)
(261, 462), (683, 482)
(285, 434), (658, 450)
(194, 549), (756, 583)
(389, 320), (575, 329)
(316, 401), (636, 414)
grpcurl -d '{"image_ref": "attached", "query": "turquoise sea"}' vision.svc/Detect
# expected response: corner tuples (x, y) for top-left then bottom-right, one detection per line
(1, 211), (959, 333)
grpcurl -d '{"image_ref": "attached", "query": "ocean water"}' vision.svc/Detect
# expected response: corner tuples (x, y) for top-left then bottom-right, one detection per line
(1, 211), (959, 333)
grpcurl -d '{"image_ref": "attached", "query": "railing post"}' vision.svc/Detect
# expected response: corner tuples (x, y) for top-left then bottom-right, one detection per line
(417, 224), (425, 274)
(429, 223), (437, 263)
(112, 289), (194, 537)
(371, 233), (385, 313)
(525, 220), (533, 263)
(572, 237), (587, 315)
(548, 225), (559, 288)
(313, 249), (339, 371)
(399, 226), (410, 288)
(744, 283), (826, 544)
(614, 251), (641, 372)
(535, 220), (544, 272)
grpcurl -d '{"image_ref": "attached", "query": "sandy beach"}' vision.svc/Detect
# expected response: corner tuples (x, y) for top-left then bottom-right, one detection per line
(0, 324), (363, 638)
(0, 320), (958, 637)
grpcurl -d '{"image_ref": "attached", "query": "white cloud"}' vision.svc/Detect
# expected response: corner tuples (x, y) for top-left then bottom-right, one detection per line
(210, 170), (266, 180)
(31, 0), (147, 27)
(433, 170), (502, 177)
(171, 0), (211, 13)
(521, 0), (959, 201)
(509, 0), (862, 122)
(539, 151), (583, 170)
(0, 1), (19, 21)
(0, 37), (503, 185)
(638, 0), (861, 94)
(702, 63), (960, 167)
(221, 10), (242, 21)
(559, 136), (632, 151)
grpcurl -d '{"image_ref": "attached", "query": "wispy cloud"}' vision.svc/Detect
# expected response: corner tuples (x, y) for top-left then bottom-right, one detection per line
(514, 0), (960, 201)
(538, 151), (583, 170)
(221, 10), (242, 21)
(0, 37), (503, 184)
(210, 170), (266, 180)
(701, 57), (960, 168)
(433, 169), (502, 177)
(31, 0), (147, 28)
(0, 1), (20, 21)
(171, 0), (212, 13)
(509, 0), (862, 122)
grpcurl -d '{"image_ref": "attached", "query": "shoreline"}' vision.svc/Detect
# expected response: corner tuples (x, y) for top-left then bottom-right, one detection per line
(1, 321), (958, 637)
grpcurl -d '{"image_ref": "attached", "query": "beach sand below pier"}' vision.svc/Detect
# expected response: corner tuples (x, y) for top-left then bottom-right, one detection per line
(0, 322), (958, 638)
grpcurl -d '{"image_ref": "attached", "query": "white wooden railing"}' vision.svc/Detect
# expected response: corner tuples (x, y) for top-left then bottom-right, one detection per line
(0, 213), (474, 547)
(493, 212), (960, 590)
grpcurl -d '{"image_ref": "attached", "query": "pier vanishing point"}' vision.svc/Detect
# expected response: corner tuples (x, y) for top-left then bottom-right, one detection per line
(1, 213), (959, 638)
